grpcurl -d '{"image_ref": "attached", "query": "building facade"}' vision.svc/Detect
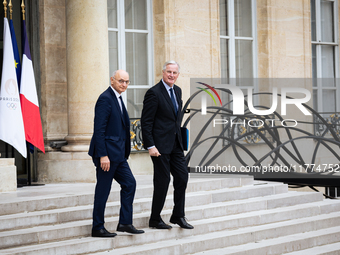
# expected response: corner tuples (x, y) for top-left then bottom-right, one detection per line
(0, 0), (339, 185)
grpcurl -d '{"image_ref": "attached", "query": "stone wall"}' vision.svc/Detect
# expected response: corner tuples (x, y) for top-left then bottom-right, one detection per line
(257, 0), (312, 78)
(153, 0), (220, 103)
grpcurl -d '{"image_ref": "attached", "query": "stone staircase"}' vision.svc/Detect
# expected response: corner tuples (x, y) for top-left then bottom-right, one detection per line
(0, 174), (340, 254)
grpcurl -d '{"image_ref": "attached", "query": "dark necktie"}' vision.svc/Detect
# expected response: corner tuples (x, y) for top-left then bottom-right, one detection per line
(119, 96), (129, 124)
(170, 88), (178, 116)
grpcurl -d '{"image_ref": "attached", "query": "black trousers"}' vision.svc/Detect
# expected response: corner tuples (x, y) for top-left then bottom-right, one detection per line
(92, 159), (136, 230)
(150, 138), (188, 221)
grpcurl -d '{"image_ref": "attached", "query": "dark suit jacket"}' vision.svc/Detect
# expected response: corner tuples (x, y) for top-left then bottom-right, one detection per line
(141, 80), (183, 154)
(88, 87), (130, 167)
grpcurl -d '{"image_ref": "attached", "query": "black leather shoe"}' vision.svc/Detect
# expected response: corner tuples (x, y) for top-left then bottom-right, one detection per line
(117, 224), (144, 234)
(149, 219), (172, 229)
(91, 228), (117, 237)
(170, 216), (194, 229)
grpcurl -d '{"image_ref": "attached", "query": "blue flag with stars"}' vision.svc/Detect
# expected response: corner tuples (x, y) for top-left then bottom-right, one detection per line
(9, 19), (21, 89)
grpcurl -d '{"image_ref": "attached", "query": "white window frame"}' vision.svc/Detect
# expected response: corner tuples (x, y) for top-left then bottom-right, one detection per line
(312, 0), (340, 112)
(219, 0), (258, 115)
(219, 0), (258, 79)
(107, 0), (154, 104)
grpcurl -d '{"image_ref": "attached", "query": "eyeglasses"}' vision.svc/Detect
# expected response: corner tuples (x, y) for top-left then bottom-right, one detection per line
(113, 78), (130, 85)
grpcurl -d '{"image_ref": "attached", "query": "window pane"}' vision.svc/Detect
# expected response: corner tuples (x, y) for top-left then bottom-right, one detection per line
(312, 44), (317, 81)
(125, 32), (148, 85)
(322, 89), (336, 112)
(107, 0), (117, 28)
(108, 31), (118, 77)
(235, 40), (253, 78)
(321, 0), (334, 42)
(321, 78), (335, 88)
(219, 0), (228, 36)
(311, 0), (316, 41)
(125, 0), (147, 30)
(321, 45), (335, 80)
(220, 39), (229, 79)
(234, 0), (252, 37)
(127, 88), (148, 118)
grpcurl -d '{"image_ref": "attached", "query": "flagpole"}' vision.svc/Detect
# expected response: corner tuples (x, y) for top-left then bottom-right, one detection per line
(21, 0), (25, 20)
(3, 0), (7, 18)
(8, 0), (12, 20)
(21, 0), (32, 186)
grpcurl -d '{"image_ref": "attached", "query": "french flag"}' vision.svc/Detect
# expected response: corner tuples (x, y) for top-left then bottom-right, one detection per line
(20, 20), (45, 153)
(0, 18), (26, 158)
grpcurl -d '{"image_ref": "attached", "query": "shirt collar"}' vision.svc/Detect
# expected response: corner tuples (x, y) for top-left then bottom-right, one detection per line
(110, 86), (121, 99)
(162, 79), (174, 91)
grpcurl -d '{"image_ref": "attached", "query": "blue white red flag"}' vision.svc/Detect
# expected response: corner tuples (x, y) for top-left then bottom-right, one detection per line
(0, 18), (27, 158)
(20, 20), (45, 153)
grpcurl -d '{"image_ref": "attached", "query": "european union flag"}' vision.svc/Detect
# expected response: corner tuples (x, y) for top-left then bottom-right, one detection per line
(9, 19), (21, 89)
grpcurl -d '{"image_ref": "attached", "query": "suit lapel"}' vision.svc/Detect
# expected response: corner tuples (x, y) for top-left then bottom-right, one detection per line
(159, 82), (177, 117)
(108, 87), (126, 125)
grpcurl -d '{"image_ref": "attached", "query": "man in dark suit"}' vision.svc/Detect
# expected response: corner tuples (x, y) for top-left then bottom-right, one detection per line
(89, 70), (144, 237)
(141, 61), (193, 230)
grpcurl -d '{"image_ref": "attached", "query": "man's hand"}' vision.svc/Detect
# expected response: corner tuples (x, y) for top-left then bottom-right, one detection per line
(148, 147), (161, 157)
(100, 156), (110, 171)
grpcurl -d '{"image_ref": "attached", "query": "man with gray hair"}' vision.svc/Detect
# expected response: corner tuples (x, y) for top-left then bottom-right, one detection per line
(141, 61), (194, 229)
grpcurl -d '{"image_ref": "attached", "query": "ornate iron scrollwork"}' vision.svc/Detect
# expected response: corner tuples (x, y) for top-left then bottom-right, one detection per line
(181, 85), (340, 198)
(314, 113), (340, 138)
(130, 118), (144, 151)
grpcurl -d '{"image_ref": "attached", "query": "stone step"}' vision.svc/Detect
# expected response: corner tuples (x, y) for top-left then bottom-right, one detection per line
(0, 174), (333, 254)
(167, 191), (325, 225)
(0, 183), (291, 249)
(0, 181), (288, 232)
(192, 226), (340, 255)
(0, 197), (337, 254)
(0, 175), (253, 216)
(86, 211), (340, 254)
(283, 242), (340, 255)
(0, 237), (108, 255)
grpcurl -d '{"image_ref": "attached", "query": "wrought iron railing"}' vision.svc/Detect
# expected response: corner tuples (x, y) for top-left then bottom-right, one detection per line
(130, 118), (145, 151)
(129, 88), (340, 198)
(221, 115), (275, 146)
(314, 112), (340, 139)
(181, 87), (340, 199)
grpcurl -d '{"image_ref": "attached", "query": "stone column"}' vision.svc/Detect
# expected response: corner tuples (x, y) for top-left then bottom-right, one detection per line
(62, 0), (109, 152)
(37, 0), (109, 183)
